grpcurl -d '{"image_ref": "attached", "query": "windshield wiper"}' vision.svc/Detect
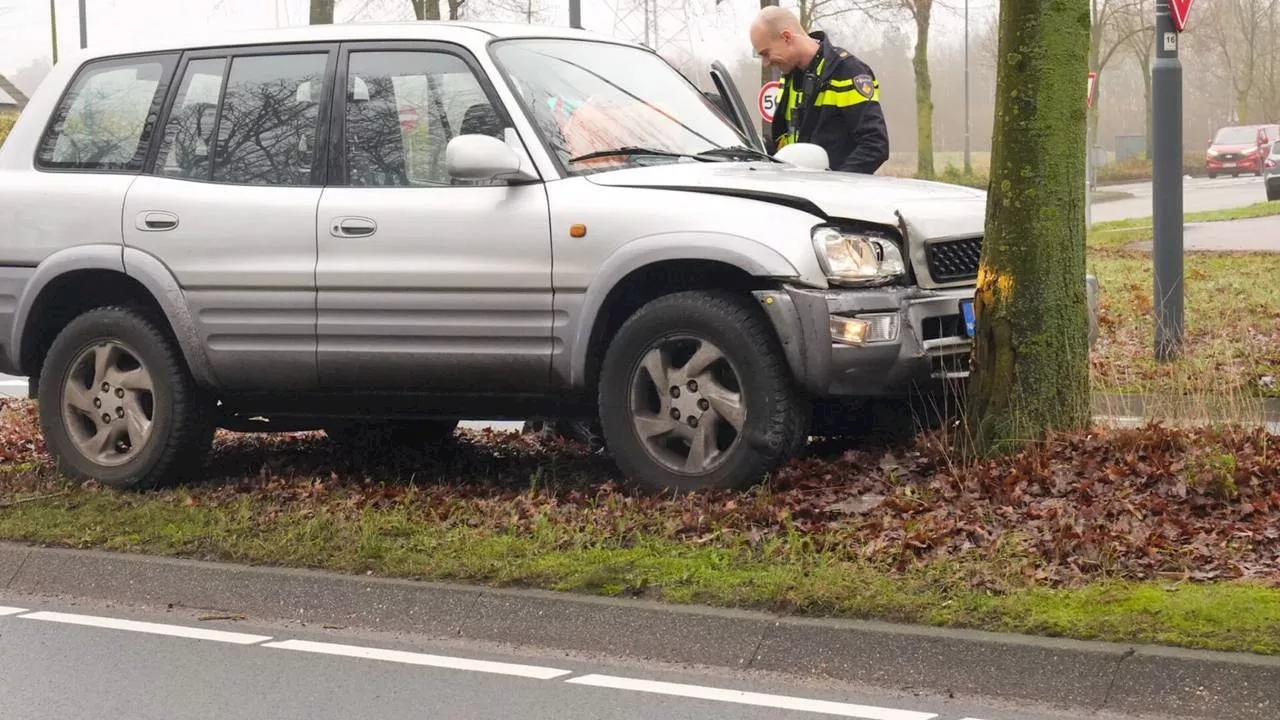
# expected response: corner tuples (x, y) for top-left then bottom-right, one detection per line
(568, 146), (712, 164)
(697, 145), (776, 162)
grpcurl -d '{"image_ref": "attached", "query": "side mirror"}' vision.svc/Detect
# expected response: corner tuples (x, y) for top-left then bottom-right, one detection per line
(774, 142), (829, 171)
(446, 134), (538, 182)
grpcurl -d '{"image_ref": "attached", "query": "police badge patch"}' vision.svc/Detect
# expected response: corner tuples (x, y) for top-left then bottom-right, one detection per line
(853, 74), (875, 99)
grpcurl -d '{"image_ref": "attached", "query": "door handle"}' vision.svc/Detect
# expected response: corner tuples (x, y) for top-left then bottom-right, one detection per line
(136, 211), (179, 232)
(331, 217), (377, 238)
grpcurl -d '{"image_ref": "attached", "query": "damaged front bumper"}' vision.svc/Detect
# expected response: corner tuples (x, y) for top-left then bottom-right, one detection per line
(753, 275), (1099, 398)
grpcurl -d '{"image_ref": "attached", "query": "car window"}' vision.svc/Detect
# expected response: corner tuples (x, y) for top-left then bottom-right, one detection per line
(36, 56), (174, 171)
(490, 39), (748, 175)
(1214, 126), (1261, 145)
(210, 52), (328, 186)
(343, 50), (502, 187)
(154, 58), (227, 180)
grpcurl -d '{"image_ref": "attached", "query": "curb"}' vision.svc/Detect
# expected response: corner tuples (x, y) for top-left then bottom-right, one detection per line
(2, 542), (1276, 719)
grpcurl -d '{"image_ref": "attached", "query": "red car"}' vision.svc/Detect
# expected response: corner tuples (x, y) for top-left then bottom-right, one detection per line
(1205, 124), (1276, 178)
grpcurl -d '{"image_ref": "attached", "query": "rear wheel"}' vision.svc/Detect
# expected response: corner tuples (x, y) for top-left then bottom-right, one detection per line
(37, 306), (215, 489)
(598, 290), (807, 493)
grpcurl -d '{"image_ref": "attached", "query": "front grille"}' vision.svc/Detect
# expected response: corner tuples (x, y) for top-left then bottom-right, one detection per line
(922, 314), (966, 341)
(924, 235), (982, 283)
(1219, 153), (1241, 161)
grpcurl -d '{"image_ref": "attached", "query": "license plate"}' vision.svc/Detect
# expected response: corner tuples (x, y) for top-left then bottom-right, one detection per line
(1221, 161), (1236, 168)
(961, 300), (975, 337)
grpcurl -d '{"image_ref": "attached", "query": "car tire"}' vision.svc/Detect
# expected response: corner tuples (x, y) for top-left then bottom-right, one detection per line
(1208, 172), (1217, 179)
(597, 290), (807, 494)
(37, 305), (215, 490)
(324, 419), (459, 454)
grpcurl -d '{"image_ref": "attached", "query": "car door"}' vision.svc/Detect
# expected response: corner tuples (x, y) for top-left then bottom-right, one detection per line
(709, 61), (767, 154)
(314, 41), (554, 392)
(122, 44), (337, 392)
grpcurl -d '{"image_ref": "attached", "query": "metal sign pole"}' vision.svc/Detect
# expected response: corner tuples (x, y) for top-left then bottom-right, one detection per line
(1152, 0), (1184, 361)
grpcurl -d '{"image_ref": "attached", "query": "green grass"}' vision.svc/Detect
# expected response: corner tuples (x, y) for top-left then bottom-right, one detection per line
(2, 475), (1277, 655)
(1085, 201), (1280, 399)
(0, 113), (16, 148)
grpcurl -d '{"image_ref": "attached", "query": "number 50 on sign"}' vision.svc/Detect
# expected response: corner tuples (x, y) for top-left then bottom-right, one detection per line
(758, 81), (781, 123)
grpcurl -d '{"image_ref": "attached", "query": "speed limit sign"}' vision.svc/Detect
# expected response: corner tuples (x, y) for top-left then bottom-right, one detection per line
(758, 81), (781, 123)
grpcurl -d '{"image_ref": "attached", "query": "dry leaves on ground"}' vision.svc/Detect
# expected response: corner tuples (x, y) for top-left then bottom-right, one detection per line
(2, 398), (1277, 587)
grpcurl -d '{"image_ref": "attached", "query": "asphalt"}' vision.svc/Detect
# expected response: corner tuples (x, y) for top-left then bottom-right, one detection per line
(0, 542), (1275, 720)
(0, 592), (1131, 720)
(1121, 213), (1280, 253)
(1091, 174), (1270, 223)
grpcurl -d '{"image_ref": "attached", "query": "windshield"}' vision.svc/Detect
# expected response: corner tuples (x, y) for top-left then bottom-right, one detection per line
(489, 38), (753, 174)
(1213, 126), (1260, 145)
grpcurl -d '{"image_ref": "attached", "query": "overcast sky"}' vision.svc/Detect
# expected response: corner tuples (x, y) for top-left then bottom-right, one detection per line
(1, 0), (988, 86)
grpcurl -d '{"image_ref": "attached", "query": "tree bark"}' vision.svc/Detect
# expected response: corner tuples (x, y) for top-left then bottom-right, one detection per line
(912, 1), (935, 178)
(963, 0), (1092, 456)
(413, 0), (442, 20)
(310, 0), (334, 24)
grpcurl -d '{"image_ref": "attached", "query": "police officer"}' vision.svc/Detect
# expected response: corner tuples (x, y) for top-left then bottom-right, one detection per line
(749, 8), (889, 174)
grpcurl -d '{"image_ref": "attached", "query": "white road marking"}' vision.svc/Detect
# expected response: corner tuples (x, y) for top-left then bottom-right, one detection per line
(261, 638), (572, 680)
(564, 674), (938, 720)
(20, 610), (273, 645)
(2, 607), (965, 717)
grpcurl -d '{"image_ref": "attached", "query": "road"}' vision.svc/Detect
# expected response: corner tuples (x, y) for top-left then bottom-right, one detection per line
(1091, 174), (1269, 223)
(0, 593), (1157, 720)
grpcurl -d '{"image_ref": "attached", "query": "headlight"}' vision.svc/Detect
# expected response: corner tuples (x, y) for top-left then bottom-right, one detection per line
(811, 226), (906, 285)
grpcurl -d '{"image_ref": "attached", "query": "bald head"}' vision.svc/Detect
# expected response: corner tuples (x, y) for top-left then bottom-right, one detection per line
(749, 8), (818, 73)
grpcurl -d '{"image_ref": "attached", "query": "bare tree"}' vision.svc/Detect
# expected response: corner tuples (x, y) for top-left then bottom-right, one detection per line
(1115, 0), (1154, 156)
(1088, 0), (1147, 142)
(1197, 0), (1276, 123)
(311, 0), (335, 24)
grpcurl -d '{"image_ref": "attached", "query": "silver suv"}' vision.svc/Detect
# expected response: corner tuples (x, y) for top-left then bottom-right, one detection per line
(0, 22), (1098, 493)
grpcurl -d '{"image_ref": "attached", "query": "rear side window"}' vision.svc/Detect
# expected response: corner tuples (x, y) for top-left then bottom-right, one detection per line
(210, 53), (329, 186)
(155, 58), (228, 180)
(36, 54), (176, 172)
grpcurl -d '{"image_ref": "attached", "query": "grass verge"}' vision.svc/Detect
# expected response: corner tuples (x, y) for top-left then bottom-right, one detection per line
(1087, 202), (1280, 399)
(2, 401), (1278, 656)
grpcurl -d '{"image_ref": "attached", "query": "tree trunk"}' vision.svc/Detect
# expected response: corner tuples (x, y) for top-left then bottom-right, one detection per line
(913, 3), (935, 178)
(449, 0), (465, 19)
(1235, 88), (1251, 124)
(310, 0), (334, 24)
(962, 0), (1091, 457)
(412, 0), (442, 21)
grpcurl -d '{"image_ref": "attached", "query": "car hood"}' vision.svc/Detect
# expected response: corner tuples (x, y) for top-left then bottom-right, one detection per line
(584, 161), (988, 236)
(1210, 144), (1256, 152)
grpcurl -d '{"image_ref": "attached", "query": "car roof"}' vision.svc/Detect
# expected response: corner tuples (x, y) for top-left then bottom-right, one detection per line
(67, 20), (646, 62)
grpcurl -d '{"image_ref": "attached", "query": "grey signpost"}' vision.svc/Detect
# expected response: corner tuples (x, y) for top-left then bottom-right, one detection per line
(1152, 0), (1193, 361)
(569, 0), (581, 29)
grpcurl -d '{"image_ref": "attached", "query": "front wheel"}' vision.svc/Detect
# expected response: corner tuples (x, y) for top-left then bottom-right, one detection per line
(37, 306), (214, 489)
(598, 290), (807, 494)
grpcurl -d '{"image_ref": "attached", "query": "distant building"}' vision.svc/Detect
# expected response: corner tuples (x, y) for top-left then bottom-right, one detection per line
(0, 74), (28, 112)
